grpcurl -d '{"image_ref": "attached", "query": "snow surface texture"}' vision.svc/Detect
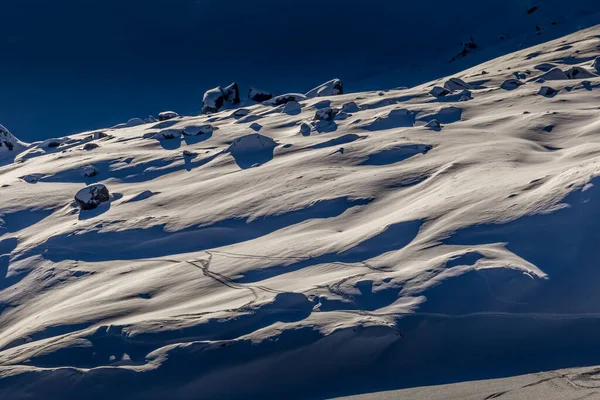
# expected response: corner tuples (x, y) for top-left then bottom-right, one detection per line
(5, 24), (600, 400)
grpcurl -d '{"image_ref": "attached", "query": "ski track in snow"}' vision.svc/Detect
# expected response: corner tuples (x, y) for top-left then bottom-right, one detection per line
(5, 22), (600, 400)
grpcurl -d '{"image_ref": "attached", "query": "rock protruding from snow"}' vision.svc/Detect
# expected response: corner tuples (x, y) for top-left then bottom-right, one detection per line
(250, 123), (262, 132)
(126, 118), (146, 127)
(264, 93), (307, 106)
(222, 82), (241, 105)
(425, 119), (442, 131)
(75, 184), (110, 210)
(82, 165), (98, 178)
(299, 122), (312, 136)
(342, 102), (360, 113)
(202, 87), (225, 114)
(306, 79), (344, 98)
(537, 67), (568, 81)
(315, 107), (339, 121)
(228, 134), (277, 155)
(202, 83), (243, 114)
(282, 101), (302, 115)
(83, 143), (99, 151)
(92, 131), (108, 140)
(183, 124), (213, 136)
(248, 88), (273, 102)
(41, 138), (66, 149)
(444, 78), (472, 91)
(538, 86), (558, 97)
(158, 111), (179, 121)
(156, 129), (182, 139)
(227, 134), (278, 168)
(592, 57), (600, 73)
(429, 86), (451, 97)
(501, 79), (524, 90)
(564, 67), (597, 80)
(0, 124), (19, 153)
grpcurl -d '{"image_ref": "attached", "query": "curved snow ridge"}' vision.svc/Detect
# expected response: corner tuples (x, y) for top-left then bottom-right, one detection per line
(4, 24), (600, 399)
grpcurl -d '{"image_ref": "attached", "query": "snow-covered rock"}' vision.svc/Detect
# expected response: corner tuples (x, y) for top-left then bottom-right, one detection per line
(425, 119), (442, 131)
(314, 107), (339, 121)
(501, 79), (525, 90)
(537, 67), (569, 81)
(429, 86), (451, 97)
(248, 87), (273, 102)
(74, 184), (110, 210)
(202, 87), (225, 114)
(282, 101), (302, 115)
(155, 129), (182, 139)
(592, 57), (600, 73)
(305, 78), (344, 98)
(264, 93), (307, 106)
(126, 118), (146, 127)
(222, 82), (241, 105)
(183, 124), (213, 136)
(538, 86), (559, 96)
(0, 124), (19, 153)
(342, 101), (360, 113)
(443, 77), (472, 91)
(564, 66), (597, 79)
(83, 142), (99, 151)
(82, 165), (98, 177)
(158, 111), (179, 121)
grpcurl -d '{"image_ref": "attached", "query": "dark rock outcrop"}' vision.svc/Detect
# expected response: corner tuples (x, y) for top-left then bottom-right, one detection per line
(222, 82), (241, 105)
(75, 184), (110, 210)
(248, 88), (273, 102)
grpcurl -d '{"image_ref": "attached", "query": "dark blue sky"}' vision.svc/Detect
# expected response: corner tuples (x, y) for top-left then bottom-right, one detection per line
(2, 0), (599, 141)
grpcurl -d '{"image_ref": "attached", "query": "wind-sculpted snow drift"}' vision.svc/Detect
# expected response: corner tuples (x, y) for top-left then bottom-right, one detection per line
(5, 25), (600, 400)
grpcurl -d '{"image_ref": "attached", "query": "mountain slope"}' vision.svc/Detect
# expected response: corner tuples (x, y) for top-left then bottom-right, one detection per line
(3, 23), (600, 400)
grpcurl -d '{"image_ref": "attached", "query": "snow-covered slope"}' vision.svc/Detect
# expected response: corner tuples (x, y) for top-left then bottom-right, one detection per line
(4, 23), (600, 400)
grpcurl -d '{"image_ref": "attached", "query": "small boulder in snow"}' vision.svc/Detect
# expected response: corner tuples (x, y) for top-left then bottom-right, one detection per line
(158, 111), (179, 121)
(202, 87), (225, 114)
(83, 142), (99, 151)
(425, 119), (442, 131)
(92, 131), (108, 140)
(264, 93), (307, 106)
(429, 86), (451, 97)
(222, 82), (241, 105)
(183, 150), (198, 157)
(250, 123), (262, 132)
(538, 86), (559, 97)
(444, 78), (472, 91)
(282, 101), (302, 115)
(41, 138), (66, 149)
(227, 134), (277, 155)
(233, 108), (250, 118)
(299, 122), (312, 136)
(156, 129), (182, 139)
(248, 88), (273, 102)
(314, 107), (339, 121)
(75, 184), (110, 210)
(82, 165), (98, 178)
(565, 66), (597, 80)
(183, 124), (213, 136)
(126, 118), (146, 127)
(537, 68), (568, 81)
(501, 79), (525, 90)
(341, 101), (360, 113)
(306, 79), (344, 98)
